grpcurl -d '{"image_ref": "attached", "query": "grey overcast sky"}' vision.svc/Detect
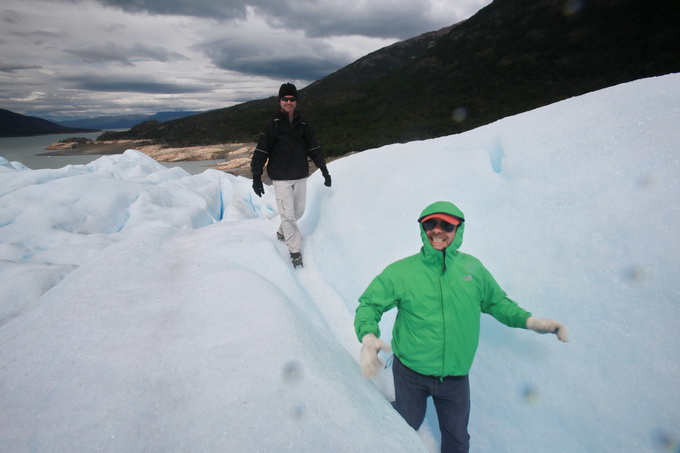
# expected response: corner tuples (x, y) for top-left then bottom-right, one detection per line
(0, 0), (491, 122)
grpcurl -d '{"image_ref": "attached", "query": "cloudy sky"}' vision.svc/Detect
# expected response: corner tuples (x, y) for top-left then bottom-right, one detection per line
(0, 0), (490, 122)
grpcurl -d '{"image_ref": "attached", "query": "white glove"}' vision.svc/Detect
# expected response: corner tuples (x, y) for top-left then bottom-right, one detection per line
(360, 333), (392, 379)
(526, 316), (569, 342)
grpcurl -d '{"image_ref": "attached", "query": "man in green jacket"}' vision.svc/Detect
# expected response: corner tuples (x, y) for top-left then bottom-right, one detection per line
(354, 201), (568, 453)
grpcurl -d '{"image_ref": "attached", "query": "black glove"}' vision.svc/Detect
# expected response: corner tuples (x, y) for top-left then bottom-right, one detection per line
(252, 176), (264, 197)
(321, 166), (332, 187)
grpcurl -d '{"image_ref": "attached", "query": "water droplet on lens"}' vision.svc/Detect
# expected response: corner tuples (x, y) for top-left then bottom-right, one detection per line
(650, 428), (679, 451)
(452, 107), (468, 122)
(520, 383), (540, 405)
(282, 359), (304, 384)
(563, 0), (584, 16)
(291, 402), (306, 420)
(622, 266), (646, 283)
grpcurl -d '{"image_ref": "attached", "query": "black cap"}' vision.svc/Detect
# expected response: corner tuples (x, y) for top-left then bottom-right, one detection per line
(278, 83), (298, 99)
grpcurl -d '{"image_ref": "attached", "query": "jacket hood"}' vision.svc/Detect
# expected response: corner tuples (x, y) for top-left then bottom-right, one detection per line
(418, 201), (466, 252)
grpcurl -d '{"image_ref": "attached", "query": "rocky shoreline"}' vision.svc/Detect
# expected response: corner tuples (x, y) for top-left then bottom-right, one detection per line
(40, 139), (347, 180)
(41, 139), (257, 177)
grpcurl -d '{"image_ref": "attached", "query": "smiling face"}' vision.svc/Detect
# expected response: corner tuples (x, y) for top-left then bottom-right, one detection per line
(425, 220), (457, 250)
(419, 213), (461, 251)
(279, 96), (297, 117)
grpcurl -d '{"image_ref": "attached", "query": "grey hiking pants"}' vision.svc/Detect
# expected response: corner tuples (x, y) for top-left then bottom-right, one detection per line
(273, 178), (307, 254)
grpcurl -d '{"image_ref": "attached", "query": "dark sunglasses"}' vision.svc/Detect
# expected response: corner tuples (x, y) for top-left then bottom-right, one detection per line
(421, 218), (457, 233)
(281, 96), (297, 102)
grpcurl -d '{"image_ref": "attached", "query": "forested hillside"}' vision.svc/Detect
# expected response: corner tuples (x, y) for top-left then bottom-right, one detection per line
(99, 0), (680, 156)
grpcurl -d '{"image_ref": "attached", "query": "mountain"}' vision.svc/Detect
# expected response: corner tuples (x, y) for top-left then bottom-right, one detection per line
(99, 0), (680, 156)
(0, 109), (99, 138)
(56, 111), (206, 130)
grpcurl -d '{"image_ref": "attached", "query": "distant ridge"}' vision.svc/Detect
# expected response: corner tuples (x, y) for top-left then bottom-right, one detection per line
(57, 111), (206, 130)
(97, 0), (680, 156)
(0, 109), (99, 138)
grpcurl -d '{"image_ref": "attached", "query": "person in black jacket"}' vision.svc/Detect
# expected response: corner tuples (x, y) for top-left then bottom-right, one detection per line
(250, 83), (331, 268)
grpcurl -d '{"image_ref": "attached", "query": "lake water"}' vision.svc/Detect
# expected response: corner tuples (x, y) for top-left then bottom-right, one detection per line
(0, 132), (226, 175)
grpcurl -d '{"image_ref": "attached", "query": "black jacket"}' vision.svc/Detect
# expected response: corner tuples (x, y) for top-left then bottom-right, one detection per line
(250, 110), (326, 181)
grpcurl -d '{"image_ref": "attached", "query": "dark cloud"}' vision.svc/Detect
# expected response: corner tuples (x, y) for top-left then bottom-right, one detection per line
(61, 74), (210, 94)
(0, 61), (42, 73)
(90, 0), (454, 40)
(93, 0), (249, 21)
(10, 29), (71, 46)
(65, 43), (189, 66)
(201, 39), (349, 81)
(2, 9), (21, 24)
(254, 1), (448, 40)
(13, 30), (71, 39)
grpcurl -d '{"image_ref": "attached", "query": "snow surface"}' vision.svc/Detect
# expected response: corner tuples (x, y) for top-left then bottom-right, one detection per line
(1, 73), (679, 453)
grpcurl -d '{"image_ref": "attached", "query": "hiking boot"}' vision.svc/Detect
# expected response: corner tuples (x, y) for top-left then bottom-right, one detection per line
(276, 232), (285, 241)
(290, 252), (303, 268)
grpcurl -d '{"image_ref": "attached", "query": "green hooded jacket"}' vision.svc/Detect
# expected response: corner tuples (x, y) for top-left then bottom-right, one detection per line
(354, 201), (531, 377)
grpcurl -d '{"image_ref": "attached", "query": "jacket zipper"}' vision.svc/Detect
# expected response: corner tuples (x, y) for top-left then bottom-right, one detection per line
(440, 248), (447, 377)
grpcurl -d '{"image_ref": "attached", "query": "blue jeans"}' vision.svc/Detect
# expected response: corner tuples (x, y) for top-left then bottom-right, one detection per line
(393, 356), (470, 453)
